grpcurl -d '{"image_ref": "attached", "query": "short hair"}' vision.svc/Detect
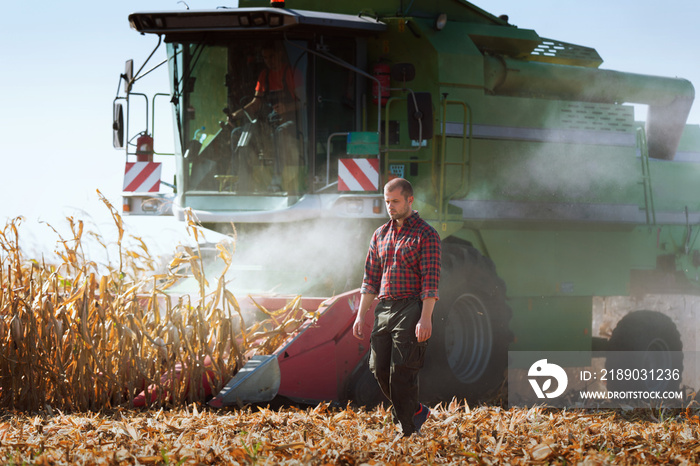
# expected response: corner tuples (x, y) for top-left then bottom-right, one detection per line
(384, 177), (413, 198)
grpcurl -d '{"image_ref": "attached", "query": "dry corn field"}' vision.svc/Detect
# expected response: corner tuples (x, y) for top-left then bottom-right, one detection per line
(0, 195), (312, 413)
(2, 403), (700, 464)
(2, 196), (700, 464)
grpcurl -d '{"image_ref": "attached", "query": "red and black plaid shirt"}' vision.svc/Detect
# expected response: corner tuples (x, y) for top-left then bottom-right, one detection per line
(361, 210), (441, 301)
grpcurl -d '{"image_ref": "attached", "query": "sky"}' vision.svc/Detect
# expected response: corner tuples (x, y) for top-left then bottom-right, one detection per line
(1, 0), (699, 259)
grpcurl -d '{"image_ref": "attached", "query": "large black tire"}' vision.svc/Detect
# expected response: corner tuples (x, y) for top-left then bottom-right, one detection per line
(605, 310), (683, 393)
(345, 354), (388, 408)
(420, 241), (513, 404)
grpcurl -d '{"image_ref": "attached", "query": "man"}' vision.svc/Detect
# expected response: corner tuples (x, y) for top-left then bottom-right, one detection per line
(228, 43), (302, 192)
(353, 177), (441, 438)
(228, 43), (297, 123)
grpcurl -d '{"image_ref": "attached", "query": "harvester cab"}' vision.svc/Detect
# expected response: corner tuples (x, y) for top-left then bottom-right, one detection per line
(115, 3), (442, 298)
(114, 4), (439, 212)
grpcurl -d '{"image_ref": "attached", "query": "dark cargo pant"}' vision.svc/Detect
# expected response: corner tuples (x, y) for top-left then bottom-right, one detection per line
(369, 298), (427, 435)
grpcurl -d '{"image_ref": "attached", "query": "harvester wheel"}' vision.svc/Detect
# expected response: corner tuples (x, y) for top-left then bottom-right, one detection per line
(420, 241), (513, 404)
(605, 310), (683, 393)
(345, 354), (388, 408)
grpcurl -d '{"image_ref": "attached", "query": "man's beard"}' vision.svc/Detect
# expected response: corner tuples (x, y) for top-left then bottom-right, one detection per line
(389, 207), (410, 221)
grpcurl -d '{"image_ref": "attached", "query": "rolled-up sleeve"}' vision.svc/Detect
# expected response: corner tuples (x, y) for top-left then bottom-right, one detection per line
(361, 232), (381, 295)
(420, 230), (441, 300)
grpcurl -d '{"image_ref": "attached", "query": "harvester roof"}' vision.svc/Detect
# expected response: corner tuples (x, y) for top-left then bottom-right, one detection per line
(129, 7), (387, 37)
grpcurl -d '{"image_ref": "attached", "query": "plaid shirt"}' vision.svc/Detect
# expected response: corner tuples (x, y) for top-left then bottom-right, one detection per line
(361, 211), (441, 301)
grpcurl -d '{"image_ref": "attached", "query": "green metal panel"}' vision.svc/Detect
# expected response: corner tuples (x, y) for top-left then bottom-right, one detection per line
(464, 23), (541, 59)
(346, 132), (379, 155)
(649, 160), (700, 212)
(465, 138), (641, 205)
(423, 19), (484, 86)
(460, 223), (700, 298)
(481, 229), (649, 298)
(509, 296), (592, 353)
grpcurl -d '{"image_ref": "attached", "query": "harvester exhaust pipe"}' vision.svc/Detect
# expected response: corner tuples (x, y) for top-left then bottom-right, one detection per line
(483, 55), (695, 160)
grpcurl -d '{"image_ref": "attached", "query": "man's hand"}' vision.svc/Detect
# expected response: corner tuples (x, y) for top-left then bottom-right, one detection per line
(415, 314), (432, 342)
(224, 108), (241, 128)
(352, 314), (365, 340)
(353, 293), (376, 340)
(416, 297), (437, 342)
(273, 100), (295, 116)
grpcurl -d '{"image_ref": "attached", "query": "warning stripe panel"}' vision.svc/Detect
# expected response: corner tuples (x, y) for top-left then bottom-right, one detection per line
(338, 159), (379, 191)
(124, 162), (161, 192)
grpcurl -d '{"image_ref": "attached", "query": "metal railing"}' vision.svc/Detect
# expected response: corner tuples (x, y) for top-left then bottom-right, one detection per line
(637, 126), (656, 225)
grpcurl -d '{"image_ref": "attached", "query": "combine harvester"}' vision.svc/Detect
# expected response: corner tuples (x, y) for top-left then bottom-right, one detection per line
(113, 0), (700, 406)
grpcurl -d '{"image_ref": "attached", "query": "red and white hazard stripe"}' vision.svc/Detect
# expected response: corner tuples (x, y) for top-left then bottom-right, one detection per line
(123, 162), (161, 192)
(338, 158), (379, 191)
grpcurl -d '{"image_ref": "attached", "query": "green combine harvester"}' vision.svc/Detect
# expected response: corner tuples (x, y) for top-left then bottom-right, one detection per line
(114, 0), (699, 405)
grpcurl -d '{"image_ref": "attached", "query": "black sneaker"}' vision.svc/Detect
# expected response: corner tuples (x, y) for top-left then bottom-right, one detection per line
(413, 404), (430, 435)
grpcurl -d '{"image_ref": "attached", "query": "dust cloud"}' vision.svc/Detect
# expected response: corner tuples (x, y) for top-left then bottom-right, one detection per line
(496, 143), (640, 201)
(214, 218), (378, 298)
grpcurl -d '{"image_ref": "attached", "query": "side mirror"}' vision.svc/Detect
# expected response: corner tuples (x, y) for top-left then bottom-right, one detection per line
(122, 59), (134, 94)
(407, 92), (433, 141)
(113, 101), (125, 149)
(125, 59), (134, 81)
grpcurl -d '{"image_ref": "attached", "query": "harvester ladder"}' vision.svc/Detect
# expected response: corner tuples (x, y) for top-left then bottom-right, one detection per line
(637, 126), (656, 225)
(381, 95), (472, 230)
(438, 98), (472, 226)
(382, 95), (436, 180)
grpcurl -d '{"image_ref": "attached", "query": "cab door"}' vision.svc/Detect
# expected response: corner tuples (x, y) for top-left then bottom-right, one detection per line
(311, 37), (363, 192)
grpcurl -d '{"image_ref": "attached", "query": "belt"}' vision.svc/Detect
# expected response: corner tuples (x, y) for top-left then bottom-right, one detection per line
(379, 296), (420, 304)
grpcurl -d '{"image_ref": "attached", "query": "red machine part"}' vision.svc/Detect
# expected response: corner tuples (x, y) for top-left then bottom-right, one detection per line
(209, 289), (376, 407)
(276, 291), (374, 402)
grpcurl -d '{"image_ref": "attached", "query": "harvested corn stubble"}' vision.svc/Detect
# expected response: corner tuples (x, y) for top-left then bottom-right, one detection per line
(0, 403), (699, 464)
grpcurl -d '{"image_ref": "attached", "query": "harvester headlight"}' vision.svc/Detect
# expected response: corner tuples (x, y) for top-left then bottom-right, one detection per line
(141, 16), (154, 29)
(346, 199), (364, 214)
(435, 13), (447, 31)
(268, 14), (283, 27)
(239, 13), (251, 27)
(251, 12), (266, 26)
